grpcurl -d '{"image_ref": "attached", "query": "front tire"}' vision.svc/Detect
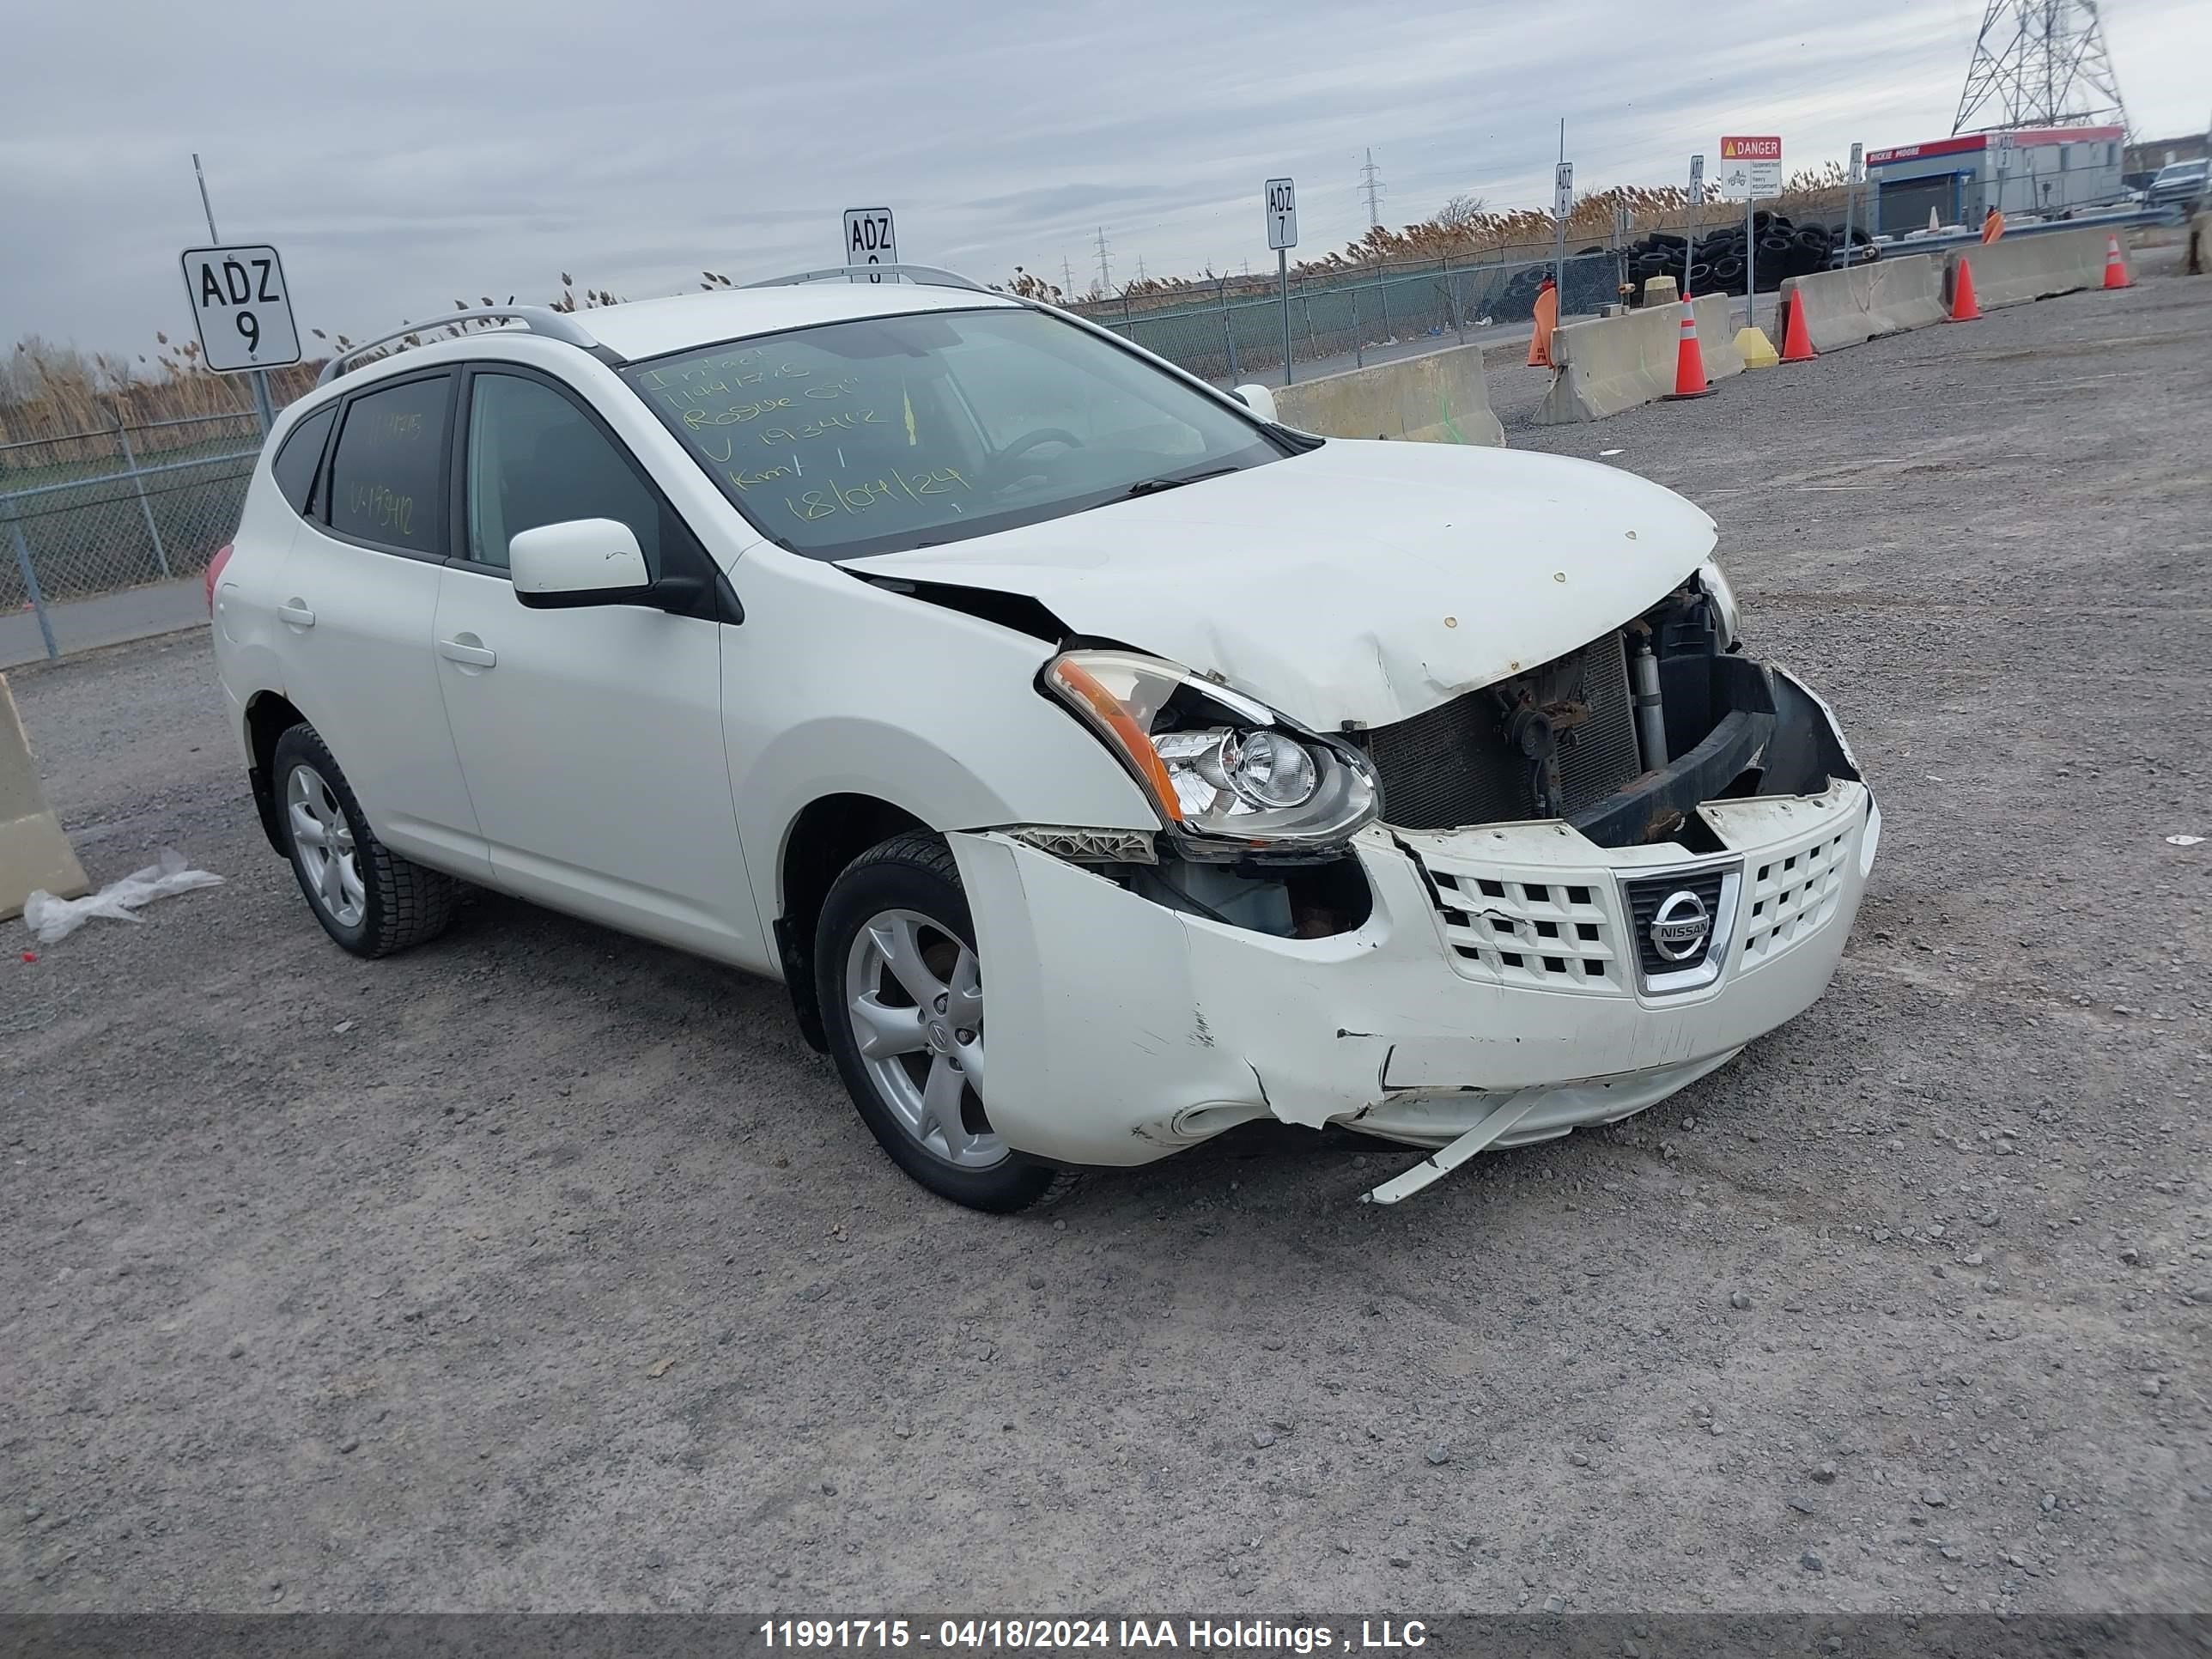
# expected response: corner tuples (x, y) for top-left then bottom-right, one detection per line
(816, 833), (1056, 1213)
(273, 723), (454, 958)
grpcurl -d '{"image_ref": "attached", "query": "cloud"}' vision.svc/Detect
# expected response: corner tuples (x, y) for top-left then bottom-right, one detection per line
(3, 0), (2205, 357)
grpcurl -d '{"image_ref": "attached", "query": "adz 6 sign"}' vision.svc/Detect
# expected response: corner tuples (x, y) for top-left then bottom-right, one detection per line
(179, 245), (301, 374)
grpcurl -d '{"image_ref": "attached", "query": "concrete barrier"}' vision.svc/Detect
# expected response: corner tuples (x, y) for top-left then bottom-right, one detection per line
(1273, 342), (1504, 447)
(1946, 225), (2127, 310)
(1535, 295), (1742, 424)
(1641, 276), (1680, 307)
(1, 673), (88, 922)
(1776, 254), (1948, 352)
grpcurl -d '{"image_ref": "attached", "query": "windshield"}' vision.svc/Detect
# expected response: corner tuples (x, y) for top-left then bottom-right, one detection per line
(623, 306), (1285, 559)
(2154, 161), (2205, 181)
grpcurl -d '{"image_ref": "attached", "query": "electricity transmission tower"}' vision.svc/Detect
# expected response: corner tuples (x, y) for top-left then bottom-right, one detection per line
(1093, 227), (1113, 295)
(1952, 0), (2129, 136)
(1060, 255), (1076, 298)
(1359, 148), (1386, 227)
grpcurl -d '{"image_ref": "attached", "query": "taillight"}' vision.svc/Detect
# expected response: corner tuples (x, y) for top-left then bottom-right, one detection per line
(204, 544), (234, 615)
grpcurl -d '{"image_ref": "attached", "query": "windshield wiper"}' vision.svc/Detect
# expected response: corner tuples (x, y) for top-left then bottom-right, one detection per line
(1122, 465), (1241, 498)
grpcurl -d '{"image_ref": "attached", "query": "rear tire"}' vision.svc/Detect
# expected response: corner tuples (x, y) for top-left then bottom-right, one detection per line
(816, 832), (1057, 1213)
(272, 723), (454, 958)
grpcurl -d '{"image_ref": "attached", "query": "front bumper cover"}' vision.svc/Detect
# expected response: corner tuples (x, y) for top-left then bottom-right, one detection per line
(954, 672), (1876, 1170)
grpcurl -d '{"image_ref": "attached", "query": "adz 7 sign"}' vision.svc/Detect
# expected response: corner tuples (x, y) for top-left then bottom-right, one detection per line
(179, 245), (301, 374)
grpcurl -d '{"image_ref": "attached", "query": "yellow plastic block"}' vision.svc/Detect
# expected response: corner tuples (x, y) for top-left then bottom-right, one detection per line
(1735, 325), (1780, 369)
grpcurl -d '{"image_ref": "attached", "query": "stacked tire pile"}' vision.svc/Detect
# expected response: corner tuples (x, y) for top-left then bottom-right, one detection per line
(1616, 213), (1877, 301)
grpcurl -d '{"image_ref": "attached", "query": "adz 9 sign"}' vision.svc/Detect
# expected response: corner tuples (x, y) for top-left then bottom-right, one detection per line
(179, 245), (301, 374)
(843, 208), (897, 283)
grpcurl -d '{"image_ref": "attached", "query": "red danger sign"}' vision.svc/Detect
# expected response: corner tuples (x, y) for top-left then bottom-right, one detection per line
(1722, 135), (1783, 161)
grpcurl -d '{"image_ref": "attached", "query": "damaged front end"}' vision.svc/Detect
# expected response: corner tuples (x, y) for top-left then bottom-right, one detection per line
(1352, 566), (1858, 854)
(955, 565), (1874, 1199)
(1011, 567), (1861, 957)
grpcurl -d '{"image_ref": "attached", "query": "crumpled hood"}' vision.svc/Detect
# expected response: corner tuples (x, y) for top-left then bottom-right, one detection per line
(842, 438), (1717, 729)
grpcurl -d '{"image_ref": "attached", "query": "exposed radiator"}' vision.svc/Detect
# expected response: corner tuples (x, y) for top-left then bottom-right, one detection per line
(1358, 632), (1644, 830)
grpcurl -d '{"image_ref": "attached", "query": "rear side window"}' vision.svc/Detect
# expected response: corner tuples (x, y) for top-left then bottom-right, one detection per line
(328, 375), (452, 554)
(271, 405), (336, 515)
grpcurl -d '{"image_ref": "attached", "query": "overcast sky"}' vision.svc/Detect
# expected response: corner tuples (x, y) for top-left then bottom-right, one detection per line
(5, 0), (2207, 362)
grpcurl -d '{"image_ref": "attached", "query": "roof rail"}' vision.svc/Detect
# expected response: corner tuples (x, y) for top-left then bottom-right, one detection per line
(315, 306), (613, 386)
(742, 263), (992, 294)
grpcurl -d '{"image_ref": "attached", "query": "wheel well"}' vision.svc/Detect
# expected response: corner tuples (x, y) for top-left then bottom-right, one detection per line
(777, 793), (930, 1054)
(244, 691), (307, 857)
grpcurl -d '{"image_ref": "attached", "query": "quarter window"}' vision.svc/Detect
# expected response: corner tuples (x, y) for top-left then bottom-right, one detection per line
(270, 404), (335, 516)
(464, 373), (662, 578)
(328, 376), (451, 555)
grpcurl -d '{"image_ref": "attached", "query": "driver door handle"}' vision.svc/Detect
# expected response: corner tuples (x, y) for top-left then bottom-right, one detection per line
(276, 601), (316, 628)
(438, 636), (496, 668)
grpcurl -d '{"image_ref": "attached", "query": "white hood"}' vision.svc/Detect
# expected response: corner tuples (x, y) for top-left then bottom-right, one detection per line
(843, 439), (1716, 729)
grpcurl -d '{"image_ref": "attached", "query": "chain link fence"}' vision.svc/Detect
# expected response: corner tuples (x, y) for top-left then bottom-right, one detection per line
(1070, 248), (1621, 384)
(2, 411), (263, 659)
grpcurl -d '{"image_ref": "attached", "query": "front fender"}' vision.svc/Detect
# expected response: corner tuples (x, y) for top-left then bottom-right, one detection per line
(721, 553), (1158, 925)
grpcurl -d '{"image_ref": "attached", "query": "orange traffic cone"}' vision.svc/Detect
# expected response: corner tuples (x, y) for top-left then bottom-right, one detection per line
(1948, 255), (1981, 322)
(2102, 233), (2131, 289)
(1779, 290), (1816, 362)
(1528, 281), (1559, 367)
(1664, 301), (1711, 398)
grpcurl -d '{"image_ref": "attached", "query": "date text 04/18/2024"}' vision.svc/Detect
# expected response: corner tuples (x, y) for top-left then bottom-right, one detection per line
(755, 1620), (1431, 1651)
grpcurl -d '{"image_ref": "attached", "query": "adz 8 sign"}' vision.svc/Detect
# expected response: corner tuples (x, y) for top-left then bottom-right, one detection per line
(179, 245), (301, 373)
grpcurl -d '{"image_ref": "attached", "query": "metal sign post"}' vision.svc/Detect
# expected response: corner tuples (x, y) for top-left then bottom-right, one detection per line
(1553, 128), (1572, 304)
(1721, 136), (1783, 327)
(1842, 143), (1863, 265)
(1265, 177), (1297, 385)
(842, 208), (897, 283)
(1684, 155), (1704, 294)
(187, 155), (284, 433)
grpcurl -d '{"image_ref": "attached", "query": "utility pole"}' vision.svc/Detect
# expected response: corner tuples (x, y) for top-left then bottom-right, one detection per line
(1093, 227), (1113, 296)
(1952, 0), (2128, 135)
(1359, 148), (1386, 228)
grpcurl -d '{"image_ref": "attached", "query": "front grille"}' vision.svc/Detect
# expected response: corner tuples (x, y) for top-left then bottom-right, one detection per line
(1425, 866), (1624, 991)
(1741, 827), (1852, 967)
(1359, 633), (1644, 830)
(1624, 867), (1730, 981)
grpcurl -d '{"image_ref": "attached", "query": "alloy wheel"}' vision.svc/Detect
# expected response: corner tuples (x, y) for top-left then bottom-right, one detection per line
(842, 908), (1002, 1169)
(285, 763), (366, 930)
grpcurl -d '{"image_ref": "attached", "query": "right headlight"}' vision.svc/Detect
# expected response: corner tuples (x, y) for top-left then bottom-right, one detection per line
(1042, 649), (1380, 854)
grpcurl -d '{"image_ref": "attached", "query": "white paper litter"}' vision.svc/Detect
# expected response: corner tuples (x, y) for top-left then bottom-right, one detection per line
(21, 849), (222, 944)
(2168, 834), (2206, 847)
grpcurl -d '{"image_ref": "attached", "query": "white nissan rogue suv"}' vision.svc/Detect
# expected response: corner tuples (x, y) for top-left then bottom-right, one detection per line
(208, 265), (1877, 1211)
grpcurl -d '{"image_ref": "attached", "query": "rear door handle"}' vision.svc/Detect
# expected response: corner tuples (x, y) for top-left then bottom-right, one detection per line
(438, 637), (496, 668)
(276, 601), (316, 628)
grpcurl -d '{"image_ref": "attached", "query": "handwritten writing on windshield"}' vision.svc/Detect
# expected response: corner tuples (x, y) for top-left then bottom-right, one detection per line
(647, 356), (866, 416)
(761, 409), (885, 444)
(786, 467), (969, 522)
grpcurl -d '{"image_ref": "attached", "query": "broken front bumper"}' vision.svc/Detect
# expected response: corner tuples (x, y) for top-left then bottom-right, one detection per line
(953, 688), (1877, 1172)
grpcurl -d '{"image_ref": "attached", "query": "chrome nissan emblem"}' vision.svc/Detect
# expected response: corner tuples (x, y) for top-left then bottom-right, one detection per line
(1650, 890), (1713, 962)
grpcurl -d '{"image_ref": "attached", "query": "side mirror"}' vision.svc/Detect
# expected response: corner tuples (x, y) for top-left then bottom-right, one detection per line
(1232, 384), (1279, 424)
(509, 518), (653, 609)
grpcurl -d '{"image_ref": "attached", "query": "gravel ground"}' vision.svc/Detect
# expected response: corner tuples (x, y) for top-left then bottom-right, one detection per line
(4, 257), (2208, 1617)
